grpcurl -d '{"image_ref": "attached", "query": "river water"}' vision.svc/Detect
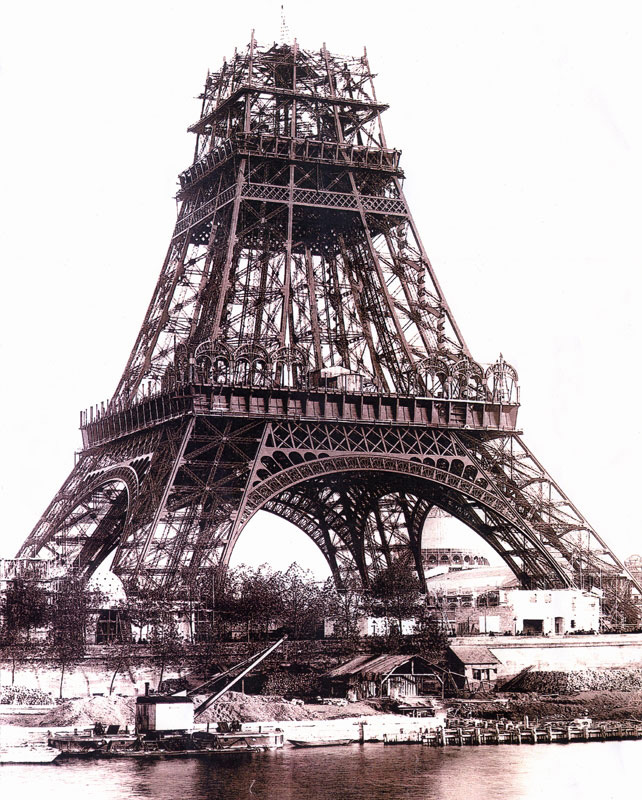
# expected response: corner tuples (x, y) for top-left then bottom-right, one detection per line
(0, 741), (639, 800)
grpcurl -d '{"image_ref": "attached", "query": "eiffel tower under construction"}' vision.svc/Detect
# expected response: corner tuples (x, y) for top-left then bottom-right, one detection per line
(16, 35), (642, 624)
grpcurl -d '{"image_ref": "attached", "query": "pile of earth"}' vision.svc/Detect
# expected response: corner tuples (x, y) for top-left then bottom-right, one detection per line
(194, 692), (385, 723)
(504, 668), (642, 694)
(7, 692), (385, 727)
(38, 695), (136, 727)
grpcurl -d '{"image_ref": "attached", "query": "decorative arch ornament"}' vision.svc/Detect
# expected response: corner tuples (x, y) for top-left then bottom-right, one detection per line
(412, 353), (452, 397)
(485, 355), (519, 404)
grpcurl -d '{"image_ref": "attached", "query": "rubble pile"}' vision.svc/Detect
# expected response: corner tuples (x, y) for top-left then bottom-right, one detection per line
(196, 692), (384, 723)
(0, 685), (55, 705)
(508, 668), (642, 694)
(38, 695), (136, 727)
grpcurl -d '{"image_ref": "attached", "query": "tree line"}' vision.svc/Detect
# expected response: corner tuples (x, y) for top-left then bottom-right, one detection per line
(1, 558), (448, 696)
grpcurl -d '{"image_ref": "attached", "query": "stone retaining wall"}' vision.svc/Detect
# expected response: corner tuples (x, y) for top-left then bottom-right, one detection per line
(449, 633), (642, 676)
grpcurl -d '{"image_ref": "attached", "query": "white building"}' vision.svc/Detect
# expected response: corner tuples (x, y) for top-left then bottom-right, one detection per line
(506, 588), (600, 636)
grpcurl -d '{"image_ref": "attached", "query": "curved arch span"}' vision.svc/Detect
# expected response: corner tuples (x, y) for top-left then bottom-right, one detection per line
(220, 456), (573, 591)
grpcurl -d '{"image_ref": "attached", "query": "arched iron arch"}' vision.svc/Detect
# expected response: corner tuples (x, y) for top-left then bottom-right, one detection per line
(27, 466), (138, 583)
(222, 456), (574, 591)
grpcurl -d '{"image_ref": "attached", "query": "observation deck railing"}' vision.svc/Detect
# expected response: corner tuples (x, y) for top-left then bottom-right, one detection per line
(177, 134), (402, 196)
(80, 382), (520, 451)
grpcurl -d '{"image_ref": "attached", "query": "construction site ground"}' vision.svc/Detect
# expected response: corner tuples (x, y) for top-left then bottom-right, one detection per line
(449, 690), (642, 723)
(3, 689), (642, 728)
(0, 692), (388, 728)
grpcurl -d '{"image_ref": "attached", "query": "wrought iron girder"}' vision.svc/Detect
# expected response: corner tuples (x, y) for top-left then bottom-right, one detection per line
(16, 39), (640, 629)
(240, 420), (582, 587)
(457, 431), (641, 594)
(242, 456), (566, 591)
(261, 490), (360, 586)
(17, 424), (160, 567)
(29, 402), (629, 599)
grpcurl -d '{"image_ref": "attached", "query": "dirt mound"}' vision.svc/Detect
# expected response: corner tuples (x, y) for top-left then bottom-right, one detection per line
(38, 695), (136, 727)
(195, 693), (386, 723)
(30, 692), (383, 728)
(506, 668), (642, 694)
(195, 693), (318, 723)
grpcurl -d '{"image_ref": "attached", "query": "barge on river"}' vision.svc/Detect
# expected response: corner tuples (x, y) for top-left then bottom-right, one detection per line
(48, 695), (283, 757)
(50, 636), (286, 759)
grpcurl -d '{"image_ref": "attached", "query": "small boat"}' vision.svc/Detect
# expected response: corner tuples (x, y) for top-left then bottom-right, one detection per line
(288, 738), (354, 748)
(0, 747), (61, 764)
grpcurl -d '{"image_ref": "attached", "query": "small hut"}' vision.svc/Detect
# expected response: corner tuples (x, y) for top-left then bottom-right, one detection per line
(322, 654), (445, 700)
(447, 645), (500, 690)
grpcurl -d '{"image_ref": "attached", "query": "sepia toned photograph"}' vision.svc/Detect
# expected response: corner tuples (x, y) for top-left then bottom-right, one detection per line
(1, 2), (640, 797)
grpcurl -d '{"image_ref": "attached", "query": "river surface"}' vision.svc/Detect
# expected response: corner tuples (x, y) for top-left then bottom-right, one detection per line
(1, 741), (639, 800)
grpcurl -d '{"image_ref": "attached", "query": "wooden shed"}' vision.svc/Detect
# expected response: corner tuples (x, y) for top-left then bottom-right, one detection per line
(447, 645), (501, 690)
(322, 654), (444, 700)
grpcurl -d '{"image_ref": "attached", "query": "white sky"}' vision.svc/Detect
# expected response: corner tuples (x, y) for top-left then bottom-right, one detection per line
(0, 1), (641, 578)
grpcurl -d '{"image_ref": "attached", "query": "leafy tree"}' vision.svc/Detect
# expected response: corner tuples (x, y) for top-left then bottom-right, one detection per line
(280, 564), (325, 641)
(117, 591), (186, 691)
(97, 601), (141, 695)
(233, 565), (284, 641)
(368, 557), (423, 634)
(106, 640), (140, 695)
(147, 603), (186, 691)
(0, 578), (49, 683)
(323, 575), (364, 654)
(413, 606), (450, 662)
(192, 567), (238, 642)
(47, 577), (104, 698)
(126, 593), (158, 644)
(188, 568), (238, 679)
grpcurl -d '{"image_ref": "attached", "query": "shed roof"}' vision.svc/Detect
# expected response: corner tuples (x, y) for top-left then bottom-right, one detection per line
(324, 654), (374, 677)
(325, 654), (434, 679)
(448, 645), (500, 665)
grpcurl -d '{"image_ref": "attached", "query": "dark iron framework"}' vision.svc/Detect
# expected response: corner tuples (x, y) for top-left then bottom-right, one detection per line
(17, 37), (641, 623)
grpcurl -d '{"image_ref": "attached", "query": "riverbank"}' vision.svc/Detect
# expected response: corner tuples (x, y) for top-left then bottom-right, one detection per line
(0, 691), (388, 728)
(449, 689), (642, 722)
(3, 687), (642, 732)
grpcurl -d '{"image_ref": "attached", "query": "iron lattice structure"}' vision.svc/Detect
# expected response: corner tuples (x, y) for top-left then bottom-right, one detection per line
(17, 38), (641, 622)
